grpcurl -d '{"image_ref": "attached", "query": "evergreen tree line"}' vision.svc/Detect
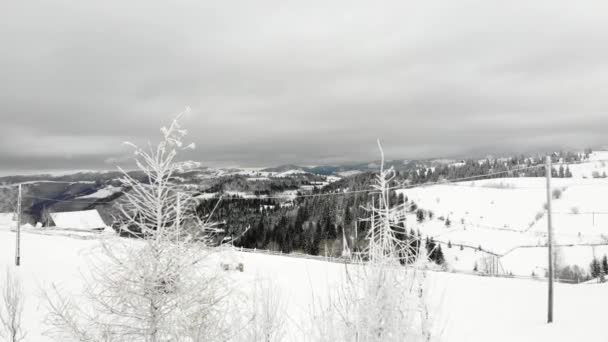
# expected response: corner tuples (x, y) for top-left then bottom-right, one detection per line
(194, 150), (592, 263)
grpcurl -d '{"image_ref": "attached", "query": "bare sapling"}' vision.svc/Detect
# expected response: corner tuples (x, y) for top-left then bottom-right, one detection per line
(0, 267), (26, 342)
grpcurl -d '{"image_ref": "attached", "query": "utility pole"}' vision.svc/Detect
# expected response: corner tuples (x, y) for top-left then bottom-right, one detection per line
(15, 183), (22, 266)
(545, 156), (554, 323)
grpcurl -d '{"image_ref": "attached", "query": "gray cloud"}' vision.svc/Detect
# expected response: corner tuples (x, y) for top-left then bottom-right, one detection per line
(1, 0), (608, 172)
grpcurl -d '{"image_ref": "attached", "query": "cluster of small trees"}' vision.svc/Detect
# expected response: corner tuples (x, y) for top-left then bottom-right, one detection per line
(590, 255), (608, 282)
(557, 265), (588, 282)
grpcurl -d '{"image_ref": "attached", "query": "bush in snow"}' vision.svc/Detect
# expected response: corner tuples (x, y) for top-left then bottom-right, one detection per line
(0, 267), (26, 342)
(552, 188), (562, 199)
(590, 257), (602, 280)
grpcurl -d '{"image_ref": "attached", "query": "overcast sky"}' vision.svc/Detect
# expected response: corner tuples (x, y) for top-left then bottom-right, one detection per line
(1, 0), (607, 173)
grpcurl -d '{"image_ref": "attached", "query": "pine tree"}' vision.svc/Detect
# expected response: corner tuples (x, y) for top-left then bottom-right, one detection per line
(416, 209), (425, 222)
(397, 193), (405, 205)
(426, 238), (438, 263)
(435, 245), (445, 265)
(343, 207), (352, 230)
(590, 257), (601, 278)
(325, 219), (337, 240)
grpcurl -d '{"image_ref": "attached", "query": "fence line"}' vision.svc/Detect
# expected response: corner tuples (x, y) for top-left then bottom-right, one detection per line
(234, 246), (579, 284)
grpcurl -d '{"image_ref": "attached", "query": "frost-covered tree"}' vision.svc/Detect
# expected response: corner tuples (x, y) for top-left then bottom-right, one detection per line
(0, 267), (26, 342)
(308, 140), (436, 342)
(44, 110), (234, 342)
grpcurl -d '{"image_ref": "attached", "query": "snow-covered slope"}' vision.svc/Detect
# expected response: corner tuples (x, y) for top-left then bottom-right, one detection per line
(567, 150), (608, 178)
(77, 185), (122, 199)
(396, 165), (608, 276)
(1, 230), (607, 341)
(0, 212), (15, 230)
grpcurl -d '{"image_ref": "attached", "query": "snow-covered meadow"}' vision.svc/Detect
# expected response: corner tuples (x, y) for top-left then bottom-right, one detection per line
(397, 152), (608, 277)
(1, 228), (608, 341)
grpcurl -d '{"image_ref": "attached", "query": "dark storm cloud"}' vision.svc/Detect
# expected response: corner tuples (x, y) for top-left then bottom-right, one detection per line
(1, 0), (608, 172)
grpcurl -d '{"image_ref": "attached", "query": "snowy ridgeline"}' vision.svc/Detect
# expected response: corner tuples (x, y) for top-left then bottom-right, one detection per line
(0, 230), (607, 342)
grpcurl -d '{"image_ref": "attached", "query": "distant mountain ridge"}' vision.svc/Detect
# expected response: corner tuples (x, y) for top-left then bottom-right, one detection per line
(262, 158), (461, 176)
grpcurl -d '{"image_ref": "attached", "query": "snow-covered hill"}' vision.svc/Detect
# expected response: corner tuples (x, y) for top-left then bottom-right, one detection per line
(397, 152), (608, 277)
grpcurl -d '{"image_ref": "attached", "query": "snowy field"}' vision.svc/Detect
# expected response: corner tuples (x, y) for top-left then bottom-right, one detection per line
(396, 152), (608, 276)
(1, 229), (607, 341)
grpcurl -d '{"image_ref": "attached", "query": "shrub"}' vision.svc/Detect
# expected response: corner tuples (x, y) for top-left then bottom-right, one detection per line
(552, 188), (562, 199)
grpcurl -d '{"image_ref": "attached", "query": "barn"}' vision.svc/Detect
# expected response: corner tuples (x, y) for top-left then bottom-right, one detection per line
(49, 209), (107, 231)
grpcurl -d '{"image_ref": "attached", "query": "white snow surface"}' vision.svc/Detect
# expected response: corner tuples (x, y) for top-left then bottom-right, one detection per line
(397, 168), (608, 276)
(0, 212), (15, 230)
(77, 185), (122, 199)
(275, 169), (307, 178)
(0, 230), (607, 341)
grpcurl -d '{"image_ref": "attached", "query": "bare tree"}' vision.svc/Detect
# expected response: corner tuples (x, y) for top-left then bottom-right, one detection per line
(0, 267), (26, 342)
(44, 110), (234, 342)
